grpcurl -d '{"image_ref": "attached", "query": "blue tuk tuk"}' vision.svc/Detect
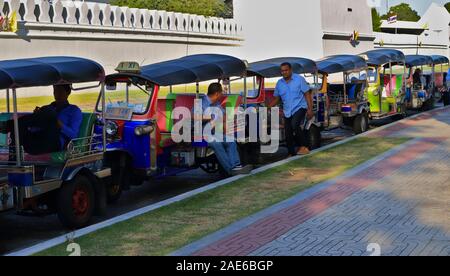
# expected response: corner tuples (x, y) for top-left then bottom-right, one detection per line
(404, 55), (434, 111)
(95, 54), (250, 202)
(316, 55), (370, 134)
(245, 57), (326, 149)
(0, 57), (110, 229)
(428, 55), (449, 102)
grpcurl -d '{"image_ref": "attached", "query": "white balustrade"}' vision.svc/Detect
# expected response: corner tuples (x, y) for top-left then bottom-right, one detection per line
(87, 2), (100, 26)
(121, 6), (131, 28)
(110, 5), (122, 27)
(129, 8), (141, 28)
(157, 10), (168, 30)
(62, 1), (76, 25)
(73, 0), (88, 25)
(148, 10), (159, 29)
(101, 4), (112, 26)
(52, 0), (64, 24)
(22, 0), (36, 21)
(3, 0), (241, 37)
(140, 8), (151, 29)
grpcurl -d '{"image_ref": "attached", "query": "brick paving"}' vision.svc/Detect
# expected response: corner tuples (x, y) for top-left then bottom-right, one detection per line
(173, 107), (450, 256)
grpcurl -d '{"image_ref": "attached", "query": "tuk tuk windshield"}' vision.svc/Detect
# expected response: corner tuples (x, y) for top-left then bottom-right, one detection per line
(346, 71), (368, 83)
(228, 76), (261, 98)
(367, 68), (378, 83)
(98, 81), (153, 115)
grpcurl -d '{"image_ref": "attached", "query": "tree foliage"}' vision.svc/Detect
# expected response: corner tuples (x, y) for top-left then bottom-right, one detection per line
(381, 3), (421, 22)
(445, 2), (450, 13)
(371, 8), (382, 32)
(110, 0), (231, 17)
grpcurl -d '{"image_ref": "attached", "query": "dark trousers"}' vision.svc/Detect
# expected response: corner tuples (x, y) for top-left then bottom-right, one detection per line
(284, 108), (307, 155)
(7, 107), (61, 155)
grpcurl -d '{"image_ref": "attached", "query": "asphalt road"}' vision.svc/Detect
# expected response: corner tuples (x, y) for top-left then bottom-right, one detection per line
(0, 107), (426, 255)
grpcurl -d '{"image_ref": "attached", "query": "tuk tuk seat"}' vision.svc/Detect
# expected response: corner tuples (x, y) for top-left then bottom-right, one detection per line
(157, 94), (199, 148)
(0, 113), (96, 164)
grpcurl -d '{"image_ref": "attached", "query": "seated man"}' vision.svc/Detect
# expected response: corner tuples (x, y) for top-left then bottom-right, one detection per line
(198, 83), (251, 176)
(413, 68), (423, 89)
(0, 84), (82, 156)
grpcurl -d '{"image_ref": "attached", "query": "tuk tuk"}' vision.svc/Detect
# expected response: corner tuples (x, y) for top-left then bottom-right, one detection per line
(316, 55), (370, 134)
(96, 54), (251, 202)
(245, 57), (325, 149)
(405, 55), (434, 111)
(0, 57), (110, 229)
(360, 49), (407, 120)
(428, 55), (449, 102)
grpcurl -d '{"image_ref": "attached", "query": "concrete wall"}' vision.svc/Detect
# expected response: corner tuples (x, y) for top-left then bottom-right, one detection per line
(320, 0), (374, 55)
(0, 0), (243, 96)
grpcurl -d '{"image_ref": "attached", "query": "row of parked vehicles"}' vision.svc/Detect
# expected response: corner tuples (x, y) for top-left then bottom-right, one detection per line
(0, 50), (448, 228)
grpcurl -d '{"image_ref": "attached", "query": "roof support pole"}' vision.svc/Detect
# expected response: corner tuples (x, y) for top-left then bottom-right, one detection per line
(12, 88), (21, 166)
(343, 72), (347, 105)
(196, 82), (199, 99)
(101, 83), (106, 153)
(6, 89), (10, 113)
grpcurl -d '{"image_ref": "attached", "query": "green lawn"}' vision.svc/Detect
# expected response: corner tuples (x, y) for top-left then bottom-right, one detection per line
(38, 137), (408, 256)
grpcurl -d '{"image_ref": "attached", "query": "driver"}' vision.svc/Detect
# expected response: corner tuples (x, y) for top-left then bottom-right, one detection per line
(0, 85), (82, 155)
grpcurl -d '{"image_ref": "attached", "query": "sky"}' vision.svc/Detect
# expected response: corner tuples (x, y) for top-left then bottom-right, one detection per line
(375, 0), (448, 15)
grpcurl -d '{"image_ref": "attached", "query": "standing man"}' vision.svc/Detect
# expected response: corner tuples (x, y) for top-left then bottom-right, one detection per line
(268, 62), (314, 156)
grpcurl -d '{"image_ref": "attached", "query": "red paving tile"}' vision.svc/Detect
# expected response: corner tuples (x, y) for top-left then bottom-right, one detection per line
(193, 138), (442, 256)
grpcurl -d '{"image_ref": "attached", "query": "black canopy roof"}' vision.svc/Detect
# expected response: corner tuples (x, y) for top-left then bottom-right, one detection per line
(0, 56), (105, 90)
(248, 57), (318, 78)
(107, 54), (247, 86)
(316, 55), (367, 74)
(360, 49), (405, 66)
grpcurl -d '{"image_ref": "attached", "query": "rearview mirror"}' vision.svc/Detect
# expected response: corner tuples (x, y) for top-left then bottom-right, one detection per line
(106, 83), (117, 91)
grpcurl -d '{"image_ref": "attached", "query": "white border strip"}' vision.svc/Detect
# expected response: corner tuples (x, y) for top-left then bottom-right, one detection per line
(5, 106), (449, 256)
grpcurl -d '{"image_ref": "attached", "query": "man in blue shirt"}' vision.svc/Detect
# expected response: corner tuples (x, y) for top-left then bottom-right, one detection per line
(268, 62), (314, 156)
(198, 83), (251, 176)
(0, 85), (82, 155)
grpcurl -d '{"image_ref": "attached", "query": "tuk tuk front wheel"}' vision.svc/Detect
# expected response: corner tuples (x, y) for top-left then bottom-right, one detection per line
(57, 175), (95, 229)
(353, 113), (369, 134)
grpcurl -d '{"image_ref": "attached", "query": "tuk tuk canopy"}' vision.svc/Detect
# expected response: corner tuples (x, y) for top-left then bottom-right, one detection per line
(360, 49), (405, 66)
(0, 57), (105, 90)
(316, 55), (367, 75)
(430, 55), (449, 65)
(120, 54), (247, 86)
(247, 57), (318, 78)
(405, 55), (434, 68)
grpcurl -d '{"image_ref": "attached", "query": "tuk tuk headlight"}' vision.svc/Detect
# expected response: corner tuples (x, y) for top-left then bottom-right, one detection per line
(105, 121), (119, 136)
(135, 125), (155, 136)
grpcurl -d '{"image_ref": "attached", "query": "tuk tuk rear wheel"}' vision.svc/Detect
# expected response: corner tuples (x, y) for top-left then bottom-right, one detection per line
(308, 125), (322, 150)
(57, 175), (95, 229)
(353, 113), (369, 134)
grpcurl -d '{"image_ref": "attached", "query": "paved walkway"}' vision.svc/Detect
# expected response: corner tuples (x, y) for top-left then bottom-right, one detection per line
(173, 107), (450, 256)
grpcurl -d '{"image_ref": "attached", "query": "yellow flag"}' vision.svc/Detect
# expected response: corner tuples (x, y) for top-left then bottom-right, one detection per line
(8, 11), (18, 33)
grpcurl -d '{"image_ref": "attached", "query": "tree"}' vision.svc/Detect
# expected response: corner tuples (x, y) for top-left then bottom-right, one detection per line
(445, 2), (450, 13)
(372, 8), (382, 32)
(110, 0), (228, 17)
(381, 3), (421, 22)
